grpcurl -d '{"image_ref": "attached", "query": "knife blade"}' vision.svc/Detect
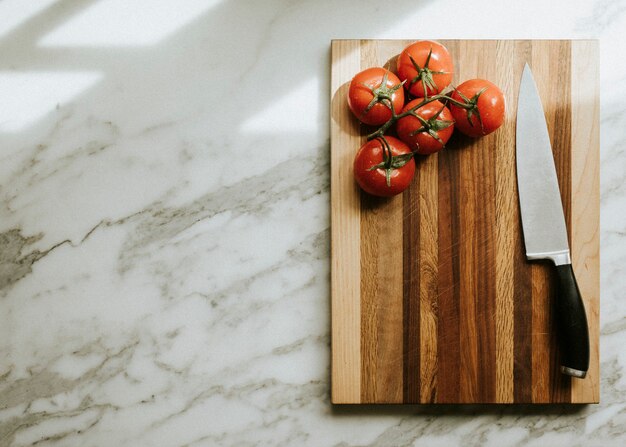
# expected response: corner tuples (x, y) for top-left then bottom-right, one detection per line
(516, 63), (590, 378)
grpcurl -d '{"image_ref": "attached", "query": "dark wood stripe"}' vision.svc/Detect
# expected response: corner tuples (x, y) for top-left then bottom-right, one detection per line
(436, 147), (461, 403)
(403, 170), (420, 403)
(510, 41), (533, 403)
(513, 52), (534, 400)
(476, 132), (498, 401)
(554, 41), (573, 224)
(434, 40), (461, 403)
(512, 41), (534, 403)
(513, 253), (533, 402)
(475, 41), (498, 403)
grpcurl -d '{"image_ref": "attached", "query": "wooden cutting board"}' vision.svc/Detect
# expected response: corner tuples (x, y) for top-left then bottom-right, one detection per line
(330, 40), (599, 404)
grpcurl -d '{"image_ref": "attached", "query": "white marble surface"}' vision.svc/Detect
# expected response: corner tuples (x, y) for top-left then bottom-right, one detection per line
(0, 0), (625, 445)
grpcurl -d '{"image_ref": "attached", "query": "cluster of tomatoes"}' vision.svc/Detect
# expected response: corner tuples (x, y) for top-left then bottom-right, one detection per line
(348, 40), (506, 197)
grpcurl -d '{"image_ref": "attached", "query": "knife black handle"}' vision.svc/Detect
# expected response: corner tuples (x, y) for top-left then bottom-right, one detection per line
(554, 263), (590, 378)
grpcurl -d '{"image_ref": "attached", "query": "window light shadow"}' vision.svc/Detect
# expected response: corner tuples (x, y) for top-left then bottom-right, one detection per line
(38, 0), (223, 47)
(0, 0), (60, 39)
(0, 71), (102, 132)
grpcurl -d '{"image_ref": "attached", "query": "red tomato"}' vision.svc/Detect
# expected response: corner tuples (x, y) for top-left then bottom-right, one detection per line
(396, 99), (454, 154)
(397, 40), (454, 98)
(449, 79), (505, 137)
(353, 137), (415, 197)
(348, 67), (404, 126)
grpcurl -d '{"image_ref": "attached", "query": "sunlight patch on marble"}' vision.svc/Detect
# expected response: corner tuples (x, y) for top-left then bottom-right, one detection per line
(0, 71), (102, 132)
(240, 77), (321, 133)
(38, 0), (223, 47)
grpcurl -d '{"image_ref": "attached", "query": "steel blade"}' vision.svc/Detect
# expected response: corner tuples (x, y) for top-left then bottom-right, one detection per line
(516, 64), (570, 264)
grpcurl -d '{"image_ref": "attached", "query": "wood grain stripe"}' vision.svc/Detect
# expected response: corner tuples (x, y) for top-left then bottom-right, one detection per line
(403, 169), (420, 403)
(524, 40), (556, 403)
(476, 41), (498, 403)
(400, 39), (421, 403)
(536, 40), (573, 403)
(508, 41), (536, 402)
(451, 39), (500, 402)
(493, 40), (522, 403)
(419, 155), (438, 403)
(436, 145), (461, 403)
(330, 40), (362, 404)
(458, 143), (478, 402)
(531, 266), (551, 402)
(570, 40), (600, 404)
(360, 40), (404, 403)
(360, 192), (404, 403)
(556, 41), (574, 402)
(514, 246), (533, 402)
(523, 41), (550, 403)
(435, 40), (461, 403)
(529, 44), (553, 401)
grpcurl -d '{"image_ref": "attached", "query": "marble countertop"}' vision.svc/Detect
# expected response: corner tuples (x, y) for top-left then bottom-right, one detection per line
(1, 0), (624, 446)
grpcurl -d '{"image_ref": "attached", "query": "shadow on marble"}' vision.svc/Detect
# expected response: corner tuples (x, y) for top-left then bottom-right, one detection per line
(0, 0), (423, 138)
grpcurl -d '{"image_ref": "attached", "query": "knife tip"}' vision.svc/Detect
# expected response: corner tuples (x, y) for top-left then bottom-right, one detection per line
(521, 63), (535, 86)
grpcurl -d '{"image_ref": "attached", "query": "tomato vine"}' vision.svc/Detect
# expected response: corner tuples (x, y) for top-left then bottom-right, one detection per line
(349, 40), (506, 197)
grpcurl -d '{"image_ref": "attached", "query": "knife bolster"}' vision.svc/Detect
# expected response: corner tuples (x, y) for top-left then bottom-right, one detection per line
(527, 250), (571, 265)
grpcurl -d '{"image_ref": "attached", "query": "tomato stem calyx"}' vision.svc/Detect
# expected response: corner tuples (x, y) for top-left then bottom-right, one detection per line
(408, 105), (454, 146)
(453, 86), (488, 132)
(361, 71), (403, 117)
(367, 136), (413, 187)
(407, 47), (448, 99)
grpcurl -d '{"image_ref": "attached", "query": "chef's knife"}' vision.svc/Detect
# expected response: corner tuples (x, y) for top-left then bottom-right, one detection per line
(516, 64), (590, 378)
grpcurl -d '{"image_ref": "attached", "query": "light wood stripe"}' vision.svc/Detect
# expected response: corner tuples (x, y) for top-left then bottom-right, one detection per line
(570, 40), (600, 404)
(419, 154), (438, 403)
(531, 269), (551, 402)
(360, 195), (405, 403)
(493, 40), (518, 403)
(458, 148), (479, 402)
(531, 41), (569, 402)
(360, 192), (404, 403)
(330, 40), (362, 404)
(457, 40), (480, 403)
(359, 40), (404, 403)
